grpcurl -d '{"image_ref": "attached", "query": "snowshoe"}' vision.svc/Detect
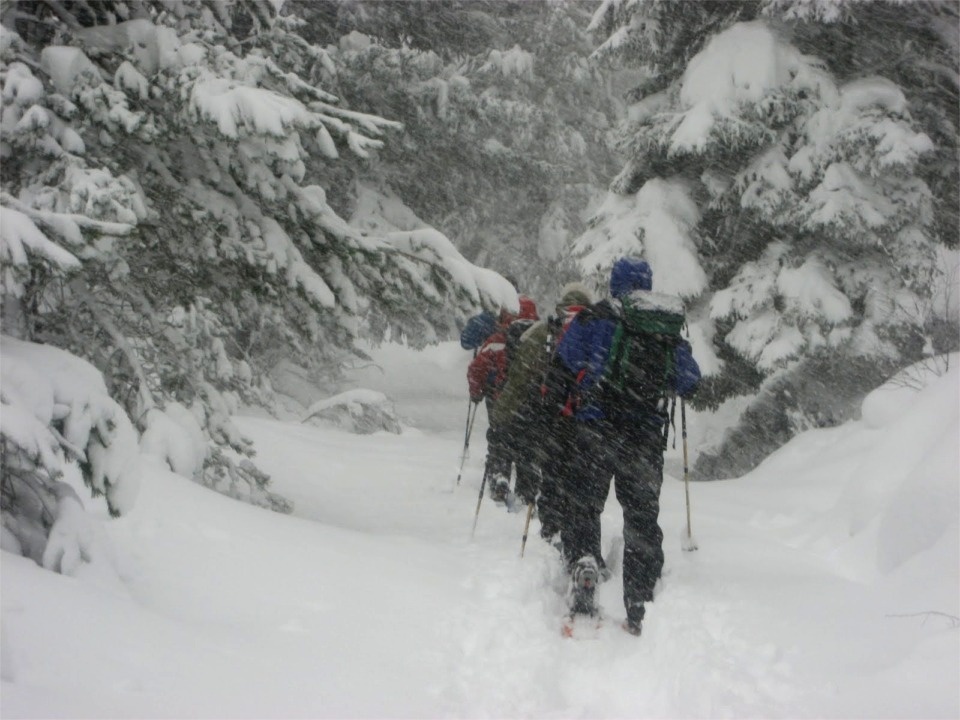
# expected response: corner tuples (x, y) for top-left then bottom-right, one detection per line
(561, 610), (604, 639)
(561, 557), (603, 638)
(569, 556), (599, 616)
(490, 479), (510, 503)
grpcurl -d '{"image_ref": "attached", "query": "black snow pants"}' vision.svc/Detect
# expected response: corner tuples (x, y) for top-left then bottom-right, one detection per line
(483, 398), (539, 503)
(561, 419), (665, 625)
(535, 416), (576, 539)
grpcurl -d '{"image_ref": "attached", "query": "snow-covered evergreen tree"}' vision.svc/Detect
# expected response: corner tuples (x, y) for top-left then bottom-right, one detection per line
(288, 0), (621, 301)
(584, 0), (958, 478)
(1, 0), (516, 535)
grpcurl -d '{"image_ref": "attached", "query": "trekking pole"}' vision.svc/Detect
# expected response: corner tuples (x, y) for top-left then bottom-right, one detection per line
(681, 397), (698, 552)
(519, 502), (535, 557)
(470, 469), (488, 539)
(455, 401), (479, 486)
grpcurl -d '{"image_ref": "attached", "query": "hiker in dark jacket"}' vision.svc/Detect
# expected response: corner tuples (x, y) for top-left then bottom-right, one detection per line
(492, 282), (593, 539)
(467, 295), (539, 505)
(555, 257), (700, 635)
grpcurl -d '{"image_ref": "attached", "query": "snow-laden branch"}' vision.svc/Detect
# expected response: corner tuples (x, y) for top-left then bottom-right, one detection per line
(382, 228), (518, 312)
(1, 193), (135, 239)
(68, 280), (156, 414)
(0, 207), (81, 275)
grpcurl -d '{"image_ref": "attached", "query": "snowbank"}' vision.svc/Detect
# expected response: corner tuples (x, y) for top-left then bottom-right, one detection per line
(139, 402), (207, 479)
(741, 354), (959, 580)
(842, 357), (959, 573)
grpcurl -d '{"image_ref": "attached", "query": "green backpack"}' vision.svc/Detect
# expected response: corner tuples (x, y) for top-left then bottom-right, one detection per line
(603, 290), (686, 412)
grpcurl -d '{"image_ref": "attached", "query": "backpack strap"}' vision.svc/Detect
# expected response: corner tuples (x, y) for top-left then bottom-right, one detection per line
(539, 307), (586, 406)
(562, 369), (588, 417)
(539, 316), (561, 401)
(664, 395), (677, 448)
(606, 320), (627, 390)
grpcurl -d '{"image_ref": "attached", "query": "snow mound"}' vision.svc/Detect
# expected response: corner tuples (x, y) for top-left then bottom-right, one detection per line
(303, 389), (402, 435)
(845, 356), (960, 572)
(747, 354), (959, 575)
(140, 402), (207, 479)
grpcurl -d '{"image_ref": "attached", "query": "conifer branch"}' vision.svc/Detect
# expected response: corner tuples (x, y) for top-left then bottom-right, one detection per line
(69, 279), (156, 414)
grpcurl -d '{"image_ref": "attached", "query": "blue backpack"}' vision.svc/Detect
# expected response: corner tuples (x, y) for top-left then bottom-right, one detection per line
(460, 311), (497, 351)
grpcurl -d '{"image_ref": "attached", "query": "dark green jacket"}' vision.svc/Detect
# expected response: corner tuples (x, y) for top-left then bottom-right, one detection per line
(491, 319), (550, 427)
(491, 284), (593, 428)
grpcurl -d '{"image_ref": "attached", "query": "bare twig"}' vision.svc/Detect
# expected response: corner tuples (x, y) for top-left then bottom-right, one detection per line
(887, 611), (960, 628)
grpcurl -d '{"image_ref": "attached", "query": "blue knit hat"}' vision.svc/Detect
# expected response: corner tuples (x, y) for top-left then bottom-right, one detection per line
(609, 257), (652, 297)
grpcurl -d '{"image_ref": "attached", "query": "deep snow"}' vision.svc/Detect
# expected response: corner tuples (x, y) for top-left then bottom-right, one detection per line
(2, 343), (958, 718)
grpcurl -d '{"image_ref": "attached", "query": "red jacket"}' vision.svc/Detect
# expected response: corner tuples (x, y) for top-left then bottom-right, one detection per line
(467, 296), (538, 401)
(467, 330), (507, 401)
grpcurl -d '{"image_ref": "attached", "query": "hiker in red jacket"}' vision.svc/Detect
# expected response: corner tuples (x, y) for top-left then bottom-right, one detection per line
(467, 295), (538, 506)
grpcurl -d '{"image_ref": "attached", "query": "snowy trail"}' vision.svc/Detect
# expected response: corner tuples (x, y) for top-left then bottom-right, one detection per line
(233, 407), (816, 718)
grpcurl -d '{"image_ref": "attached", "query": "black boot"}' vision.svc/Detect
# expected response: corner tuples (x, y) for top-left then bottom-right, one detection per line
(623, 602), (645, 636)
(490, 475), (509, 502)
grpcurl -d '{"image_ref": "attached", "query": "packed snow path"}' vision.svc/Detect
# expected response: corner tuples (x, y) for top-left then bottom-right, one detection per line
(240, 414), (807, 718)
(228, 408), (948, 719)
(2, 343), (956, 718)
